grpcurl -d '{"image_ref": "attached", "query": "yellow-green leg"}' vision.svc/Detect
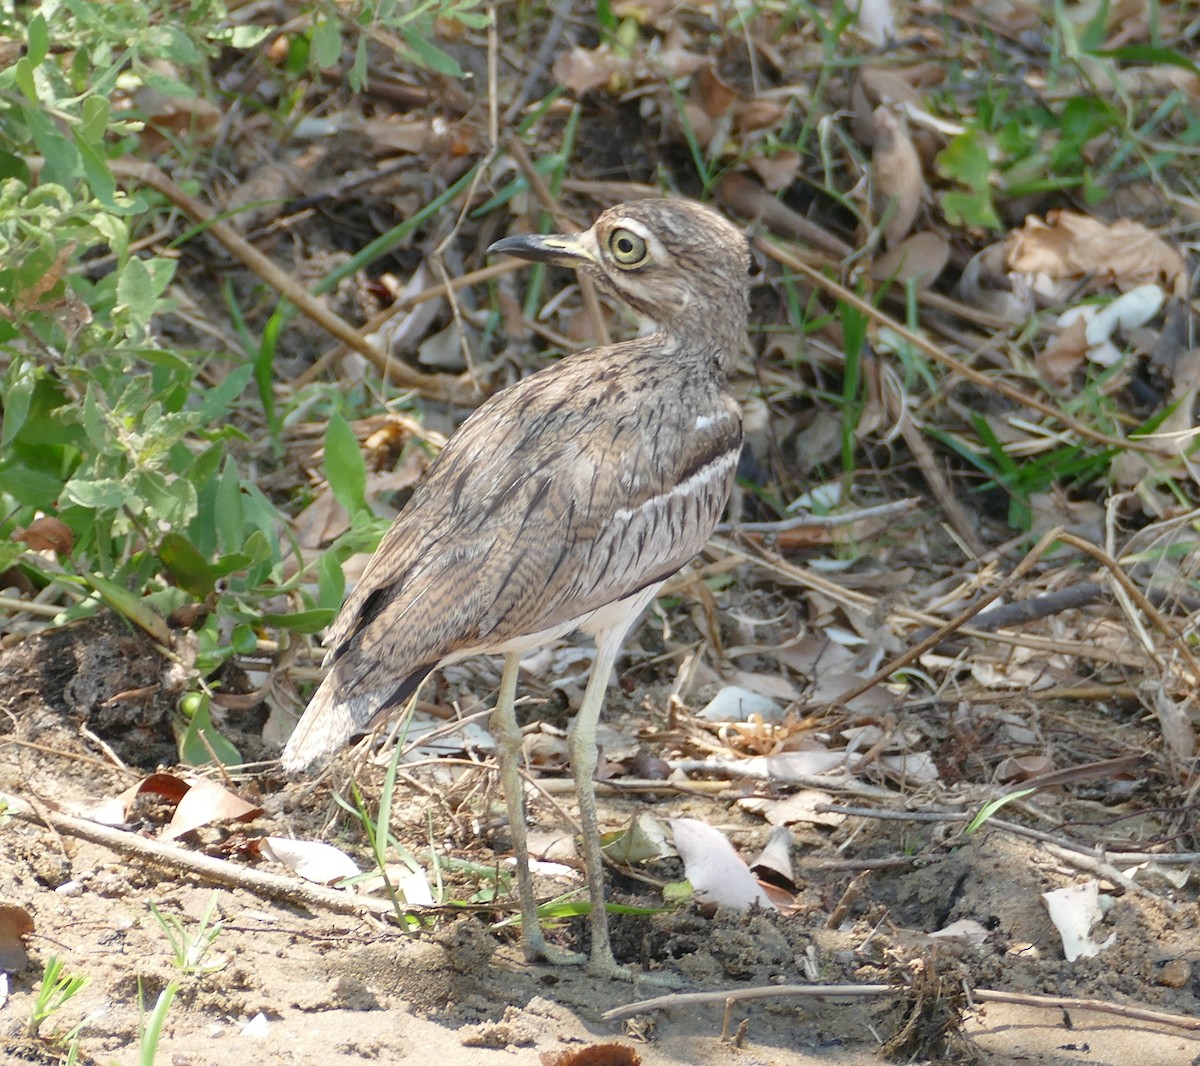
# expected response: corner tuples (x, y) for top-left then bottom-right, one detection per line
(492, 652), (584, 966)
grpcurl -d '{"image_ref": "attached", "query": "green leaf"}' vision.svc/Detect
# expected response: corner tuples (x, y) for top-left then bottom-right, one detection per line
(158, 532), (216, 597)
(214, 460), (244, 556)
(940, 189), (1001, 230)
(198, 364), (254, 423)
(64, 477), (129, 509)
(78, 137), (117, 209)
(261, 608), (336, 634)
(26, 13), (49, 67)
(312, 18), (343, 68)
(1090, 45), (1200, 76)
(138, 63), (197, 99)
(83, 572), (172, 645)
(324, 411), (367, 516)
(115, 257), (157, 320)
(1, 363), (37, 449)
(965, 788), (1036, 834)
(177, 693), (243, 768)
(399, 27), (464, 77)
(317, 550), (345, 611)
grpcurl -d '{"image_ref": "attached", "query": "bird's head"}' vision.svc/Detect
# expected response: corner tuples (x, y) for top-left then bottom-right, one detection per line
(488, 199), (751, 346)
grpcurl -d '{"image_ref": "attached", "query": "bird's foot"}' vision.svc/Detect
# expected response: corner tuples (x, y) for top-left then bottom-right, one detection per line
(522, 931), (586, 968)
(586, 951), (685, 987)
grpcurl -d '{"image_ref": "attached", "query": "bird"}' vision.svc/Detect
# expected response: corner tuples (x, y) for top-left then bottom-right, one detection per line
(281, 198), (751, 980)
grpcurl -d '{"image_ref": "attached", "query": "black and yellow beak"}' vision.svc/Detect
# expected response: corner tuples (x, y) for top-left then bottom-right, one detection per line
(487, 230), (598, 268)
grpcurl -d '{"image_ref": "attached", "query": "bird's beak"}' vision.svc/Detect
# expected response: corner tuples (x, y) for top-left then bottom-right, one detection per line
(487, 230), (597, 268)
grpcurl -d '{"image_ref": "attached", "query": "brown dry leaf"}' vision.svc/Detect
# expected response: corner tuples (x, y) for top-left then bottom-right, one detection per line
(746, 149), (801, 192)
(1036, 316), (1090, 388)
(163, 778), (262, 839)
(540, 1044), (641, 1066)
(1005, 210), (1189, 297)
(957, 242), (1036, 323)
(693, 64), (737, 120)
(362, 116), (432, 154)
(870, 231), (949, 288)
(871, 107), (924, 246)
(737, 98), (787, 133)
(13, 515), (74, 555)
(0, 903), (35, 972)
(996, 754), (1056, 782)
(552, 45), (628, 94)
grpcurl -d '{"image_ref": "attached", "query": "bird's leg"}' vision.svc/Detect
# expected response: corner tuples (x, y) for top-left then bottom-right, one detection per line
(568, 632), (626, 979)
(570, 628), (684, 986)
(491, 651), (584, 967)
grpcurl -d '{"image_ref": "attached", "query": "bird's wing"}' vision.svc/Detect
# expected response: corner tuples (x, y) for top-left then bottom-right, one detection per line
(324, 344), (741, 678)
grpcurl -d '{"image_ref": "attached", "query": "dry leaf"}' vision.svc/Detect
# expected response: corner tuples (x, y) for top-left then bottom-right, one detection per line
(957, 242), (1036, 323)
(851, 0), (896, 45)
(163, 778), (262, 839)
(871, 107), (924, 246)
(552, 46), (627, 94)
(870, 231), (949, 287)
(260, 837), (361, 885)
(1005, 211), (1189, 298)
(1036, 316), (1089, 388)
(693, 64), (737, 119)
(746, 150), (801, 192)
(737, 98), (787, 133)
(0, 904), (34, 972)
(1042, 881), (1115, 961)
(13, 516), (74, 555)
(749, 825), (796, 888)
(669, 818), (777, 910)
(540, 1044), (641, 1066)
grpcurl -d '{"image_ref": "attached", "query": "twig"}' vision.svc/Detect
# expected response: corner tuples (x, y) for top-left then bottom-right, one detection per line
(102, 160), (464, 399)
(603, 983), (895, 1020)
(719, 497), (920, 534)
(1, 790), (405, 922)
(760, 239), (1157, 454)
(605, 982), (1200, 1035)
(886, 379), (986, 556)
(816, 525), (1067, 715)
(969, 988), (1200, 1033)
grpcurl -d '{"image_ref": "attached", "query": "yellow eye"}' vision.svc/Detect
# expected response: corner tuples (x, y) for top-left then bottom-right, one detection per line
(607, 228), (648, 266)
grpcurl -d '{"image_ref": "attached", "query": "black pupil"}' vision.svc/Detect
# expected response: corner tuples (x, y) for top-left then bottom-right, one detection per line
(618, 237), (634, 254)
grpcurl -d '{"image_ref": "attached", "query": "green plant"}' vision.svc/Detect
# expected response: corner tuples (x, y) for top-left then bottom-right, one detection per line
(966, 787), (1036, 834)
(333, 737), (430, 930)
(149, 893), (227, 976)
(27, 956), (90, 1041)
(138, 978), (179, 1066)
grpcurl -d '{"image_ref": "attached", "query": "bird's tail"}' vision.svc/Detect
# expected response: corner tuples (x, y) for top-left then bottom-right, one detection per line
(280, 661), (433, 773)
(279, 669), (365, 772)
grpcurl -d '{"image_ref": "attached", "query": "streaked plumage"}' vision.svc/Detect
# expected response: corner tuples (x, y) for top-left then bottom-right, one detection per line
(282, 198), (751, 980)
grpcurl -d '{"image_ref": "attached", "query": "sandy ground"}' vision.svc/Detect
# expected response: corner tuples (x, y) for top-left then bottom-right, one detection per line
(1, 615), (1197, 1066)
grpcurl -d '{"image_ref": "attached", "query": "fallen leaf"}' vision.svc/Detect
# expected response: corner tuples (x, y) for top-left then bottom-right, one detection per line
(1005, 211), (1188, 298)
(163, 778), (262, 839)
(260, 837), (361, 884)
(12, 516), (74, 555)
(1042, 881), (1115, 961)
(870, 231), (949, 287)
(872, 107), (924, 246)
(0, 904), (34, 972)
(693, 64), (737, 119)
(669, 818), (777, 910)
(1036, 316), (1089, 388)
(540, 1044), (641, 1066)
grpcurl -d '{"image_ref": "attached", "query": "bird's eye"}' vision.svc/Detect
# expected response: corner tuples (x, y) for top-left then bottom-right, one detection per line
(607, 228), (648, 267)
